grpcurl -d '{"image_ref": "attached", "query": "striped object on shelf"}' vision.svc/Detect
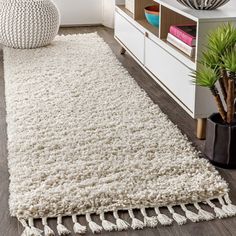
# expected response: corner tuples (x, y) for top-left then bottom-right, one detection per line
(176, 0), (230, 10)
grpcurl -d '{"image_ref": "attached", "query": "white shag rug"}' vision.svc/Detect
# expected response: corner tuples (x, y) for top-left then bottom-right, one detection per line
(4, 33), (236, 235)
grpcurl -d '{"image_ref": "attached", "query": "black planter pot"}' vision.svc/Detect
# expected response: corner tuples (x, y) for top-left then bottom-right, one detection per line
(205, 113), (236, 169)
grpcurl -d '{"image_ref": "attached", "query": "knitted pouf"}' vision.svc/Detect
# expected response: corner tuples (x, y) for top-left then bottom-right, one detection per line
(0, 0), (60, 49)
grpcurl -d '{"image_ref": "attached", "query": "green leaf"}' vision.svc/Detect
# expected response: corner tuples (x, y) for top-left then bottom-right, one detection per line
(201, 50), (220, 70)
(222, 49), (236, 73)
(207, 23), (236, 56)
(191, 66), (219, 88)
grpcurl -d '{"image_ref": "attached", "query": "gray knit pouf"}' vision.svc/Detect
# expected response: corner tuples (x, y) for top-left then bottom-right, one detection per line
(0, 0), (60, 49)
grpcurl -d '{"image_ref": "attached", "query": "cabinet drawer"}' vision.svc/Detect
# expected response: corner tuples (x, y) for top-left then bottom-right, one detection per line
(115, 12), (144, 63)
(145, 37), (195, 112)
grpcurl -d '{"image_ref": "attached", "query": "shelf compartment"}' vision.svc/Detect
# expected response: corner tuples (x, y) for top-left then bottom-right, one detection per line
(135, 0), (160, 38)
(162, 39), (195, 63)
(116, 4), (134, 19)
(134, 0), (159, 20)
(159, 5), (197, 62)
(137, 19), (159, 37)
(116, 3), (160, 38)
(160, 5), (196, 39)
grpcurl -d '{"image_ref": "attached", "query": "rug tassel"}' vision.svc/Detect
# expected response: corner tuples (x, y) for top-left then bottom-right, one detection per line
(180, 204), (200, 222)
(28, 218), (43, 236)
(86, 213), (103, 233)
(72, 214), (87, 234)
(224, 193), (236, 214)
(206, 200), (229, 219)
(56, 215), (71, 235)
(167, 206), (187, 225)
(219, 196), (236, 216)
(154, 207), (173, 226)
(113, 210), (130, 231)
(140, 208), (158, 228)
(100, 212), (117, 231)
(193, 203), (215, 221)
(42, 217), (55, 236)
(128, 209), (144, 230)
(19, 219), (32, 236)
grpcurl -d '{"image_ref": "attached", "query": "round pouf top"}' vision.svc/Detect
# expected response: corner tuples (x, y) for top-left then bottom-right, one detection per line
(0, 0), (60, 49)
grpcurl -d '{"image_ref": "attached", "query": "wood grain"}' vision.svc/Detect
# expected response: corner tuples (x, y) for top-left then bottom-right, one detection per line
(196, 118), (207, 140)
(0, 26), (236, 236)
(134, 0), (157, 20)
(160, 5), (196, 39)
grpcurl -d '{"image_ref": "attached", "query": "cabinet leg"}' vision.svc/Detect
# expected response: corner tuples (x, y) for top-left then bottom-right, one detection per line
(196, 118), (207, 140)
(120, 47), (126, 55)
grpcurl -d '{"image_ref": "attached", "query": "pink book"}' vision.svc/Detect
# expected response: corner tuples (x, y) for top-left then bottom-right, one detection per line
(169, 24), (197, 47)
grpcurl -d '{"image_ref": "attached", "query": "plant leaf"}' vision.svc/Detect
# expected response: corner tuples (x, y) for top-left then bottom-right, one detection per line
(222, 49), (236, 73)
(207, 23), (236, 57)
(191, 66), (219, 88)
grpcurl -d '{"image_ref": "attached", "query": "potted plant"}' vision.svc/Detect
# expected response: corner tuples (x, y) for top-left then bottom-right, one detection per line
(192, 23), (236, 168)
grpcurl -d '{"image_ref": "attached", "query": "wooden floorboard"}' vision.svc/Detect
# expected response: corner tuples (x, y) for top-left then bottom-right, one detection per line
(0, 26), (235, 236)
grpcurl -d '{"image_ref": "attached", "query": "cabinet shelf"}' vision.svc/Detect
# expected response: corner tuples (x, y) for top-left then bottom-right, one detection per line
(117, 4), (134, 19)
(117, 2), (196, 64)
(137, 19), (159, 37)
(115, 0), (236, 119)
(162, 39), (195, 63)
(117, 4), (159, 37)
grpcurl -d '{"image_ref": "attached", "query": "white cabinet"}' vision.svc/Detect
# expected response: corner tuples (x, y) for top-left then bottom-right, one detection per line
(115, 9), (195, 114)
(145, 37), (195, 112)
(114, 1), (236, 138)
(115, 13), (144, 63)
(114, 6), (219, 119)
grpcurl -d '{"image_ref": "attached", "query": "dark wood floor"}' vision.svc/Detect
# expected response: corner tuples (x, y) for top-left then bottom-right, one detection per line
(0, 26), (236, 236)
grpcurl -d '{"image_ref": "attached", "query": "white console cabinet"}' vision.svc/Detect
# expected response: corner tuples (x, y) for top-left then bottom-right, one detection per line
(114, 0), (236, 138)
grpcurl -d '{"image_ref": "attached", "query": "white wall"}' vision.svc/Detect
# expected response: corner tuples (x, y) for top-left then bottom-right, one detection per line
(102, 0), (115, 28)
(53, 0), (115, 28)
(53, 0), (103, 26)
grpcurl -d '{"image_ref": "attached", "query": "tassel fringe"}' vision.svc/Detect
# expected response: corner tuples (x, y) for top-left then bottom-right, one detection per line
(44, 225), (55, 236)
(56, 216), (71, 235)
(224, 194), (236, 215)
(193, 203), (215, 221)
(220, 195), (236, 216)
(42, 217), (55, 236)
(28, 218), (43, 236)
(72, 214), (87, 234)
(86, 213), (103, 233)
(180, 204), (201, 222)
(19, 219), (31, 236)
(113, 210), (130, 231)
(167, 206), (187, 225)
(206, 200), (229, 219)
(154, 207), (173, 225)
(128, 209), (145, 230)
(17, 194), (236, 235)
(100, 212), (117, 231)
(140, 208), (158, 228)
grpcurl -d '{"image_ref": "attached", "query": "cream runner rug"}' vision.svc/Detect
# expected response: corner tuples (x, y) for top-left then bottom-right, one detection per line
(4, 34), (236, 236)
